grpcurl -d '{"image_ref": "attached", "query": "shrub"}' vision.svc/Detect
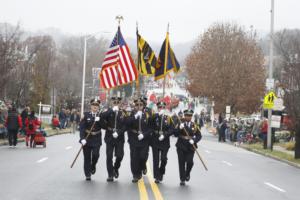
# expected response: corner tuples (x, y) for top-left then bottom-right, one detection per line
(285, 141), (295, 151)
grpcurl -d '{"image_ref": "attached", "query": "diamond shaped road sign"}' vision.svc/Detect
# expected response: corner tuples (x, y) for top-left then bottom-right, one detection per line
(263, 91), (276, 109)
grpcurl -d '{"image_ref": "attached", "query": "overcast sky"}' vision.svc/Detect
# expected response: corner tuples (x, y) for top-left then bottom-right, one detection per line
(0, 0), (299, 44)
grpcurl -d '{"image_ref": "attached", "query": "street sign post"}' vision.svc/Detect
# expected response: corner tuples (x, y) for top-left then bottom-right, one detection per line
(273, 98), (284, 111)
(266, 78), (275, 90)
(226, 106), (231, 114)
(225, 105), (231, 120)
(271, 115), (281, 128)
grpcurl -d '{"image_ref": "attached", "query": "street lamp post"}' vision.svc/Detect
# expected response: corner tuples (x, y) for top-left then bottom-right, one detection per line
(80, 31), (110, 118)
(80, 37), (87, 118)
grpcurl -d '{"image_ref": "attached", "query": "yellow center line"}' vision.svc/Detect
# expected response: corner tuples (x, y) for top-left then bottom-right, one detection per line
(138, 177), (149, 200)
(146, 162), (164, 200)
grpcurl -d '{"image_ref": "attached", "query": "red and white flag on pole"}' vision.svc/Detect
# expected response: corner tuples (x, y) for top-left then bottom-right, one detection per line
(99, 27), (138, 89)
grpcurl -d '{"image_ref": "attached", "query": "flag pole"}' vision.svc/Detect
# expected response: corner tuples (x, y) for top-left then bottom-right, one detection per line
(162, 23), (169, 99)
(114, 15), (123, 98)
(136, 22), (141, 98)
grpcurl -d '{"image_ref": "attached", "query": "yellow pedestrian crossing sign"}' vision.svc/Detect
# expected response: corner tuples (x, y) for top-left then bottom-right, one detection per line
(263, 91), (277, 109)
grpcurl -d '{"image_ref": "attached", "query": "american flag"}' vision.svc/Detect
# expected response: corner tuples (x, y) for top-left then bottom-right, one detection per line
(100, 27), (138, 89)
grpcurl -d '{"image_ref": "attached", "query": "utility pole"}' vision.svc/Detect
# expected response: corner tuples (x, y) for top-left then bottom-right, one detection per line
(267, 0), (275, 149)
(80, 36), (87, 118)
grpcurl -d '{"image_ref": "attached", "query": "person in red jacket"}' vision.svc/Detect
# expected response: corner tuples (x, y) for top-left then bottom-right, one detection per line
(261, 118), (268, 149)
(5, 107), (22, 148)
(52, 115), (60, 129)
(25, 111), (40, 147)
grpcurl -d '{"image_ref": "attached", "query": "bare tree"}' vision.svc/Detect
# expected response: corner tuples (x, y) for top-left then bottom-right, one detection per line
(274, 29), (300, 158)
(0, 23), (23, 100)
(30, 36), (56, 108)
(53, 36), (107, 110)
(185, 23), (265, 114)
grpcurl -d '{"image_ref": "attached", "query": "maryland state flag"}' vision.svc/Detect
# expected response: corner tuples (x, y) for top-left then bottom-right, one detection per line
(137, 31), (157, 76)
(154, 32), (180, 81)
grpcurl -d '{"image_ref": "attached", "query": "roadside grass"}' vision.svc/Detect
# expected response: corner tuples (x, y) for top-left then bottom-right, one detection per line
(40, 122), (51, 129)
(243, 143), (300, 165)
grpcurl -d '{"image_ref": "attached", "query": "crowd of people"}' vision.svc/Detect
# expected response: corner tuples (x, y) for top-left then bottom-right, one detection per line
(0, 100), (81, 147)
(216, 114), (269, 149)
(0, 103), (45, 148)
(52, 109), (80, 133)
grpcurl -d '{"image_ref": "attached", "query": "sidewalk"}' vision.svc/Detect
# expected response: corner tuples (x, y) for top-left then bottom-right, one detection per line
(0, 128), (72, 146)
(205, 126), (300, 168)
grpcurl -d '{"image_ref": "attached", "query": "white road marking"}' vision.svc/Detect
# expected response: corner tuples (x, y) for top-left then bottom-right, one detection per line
(264, 182), (286, 193)
(222, 160), (233, 166)
(65, 146), (73, 150)
(204, 150), (211, 154)
(36, 157), (48, 163)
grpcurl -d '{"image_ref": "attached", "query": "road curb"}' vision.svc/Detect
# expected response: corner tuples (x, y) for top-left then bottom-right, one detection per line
(205, 127), (300, 169)
(0, 129), (72, 146)
(241, 145), (300, 169)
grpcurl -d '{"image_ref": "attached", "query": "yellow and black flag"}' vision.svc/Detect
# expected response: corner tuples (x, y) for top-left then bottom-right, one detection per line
(154, 31), (180, 81)
(137, 31), (157, 76)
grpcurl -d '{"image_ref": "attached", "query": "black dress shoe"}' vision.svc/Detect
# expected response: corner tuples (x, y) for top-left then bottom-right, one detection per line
(91, 165), (96, 175)
(142, 168), (147, 175)
(185, 175), (190, 182)
(107, 176), (114, 182)
(132, 177), (139, 183)
(138, 174), (142, 180)
(114, 169), (119, 179)
(155, 179), (160, 184)
(180, 181), (185, 186)
(159, 175), (163, 181)
(86, 176), (91, 181)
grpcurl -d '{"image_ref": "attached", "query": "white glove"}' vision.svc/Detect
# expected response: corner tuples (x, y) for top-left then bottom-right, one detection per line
(159, 109), (165, 116)
(81, 139), (87, 146)
(135, 111), (143, 119)
(113, 132), (118, 138)
(189, 139), (194, 145)
(180, 123), (185, 129)
(112, 106), (119, 112)
(159, 135), (165, 141)
(138, 133), (144, 140)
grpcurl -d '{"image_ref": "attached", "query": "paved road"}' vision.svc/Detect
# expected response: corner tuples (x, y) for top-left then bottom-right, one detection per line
(0, 129), (299, 200)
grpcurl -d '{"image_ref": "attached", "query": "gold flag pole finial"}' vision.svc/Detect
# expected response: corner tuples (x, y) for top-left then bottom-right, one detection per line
(115, 15), (124, 26)
(167, 23), (170, 33)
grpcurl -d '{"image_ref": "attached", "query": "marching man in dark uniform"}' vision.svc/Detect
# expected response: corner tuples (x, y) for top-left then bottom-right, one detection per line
(126, 97), (152, 183)
(150, 101), (172, 183)
(174, 109), (202, 186)
(171, 110), (183, 129)
(102, 96), (126, 182)
(79, 99), (105, 181)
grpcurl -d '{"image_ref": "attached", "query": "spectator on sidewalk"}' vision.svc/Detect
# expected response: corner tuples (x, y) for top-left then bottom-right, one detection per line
(236, 120), (246, 145)
(230, 119), (238, 142)
(58, 109), (67, 129)
(261, 118), (268, 149)
(0, 107), (7, 139)
(70, 110), (80, 133)
(225, 121), (231, 141)
(20, 106), (30, 135)
(52, 115), (60, 129)
(219, 120), (227, 142)
(65, 109), (71, 128)
(251, 119), (261, 140)
(5, 107), (22, 148)
(25, 111), (40, 148)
